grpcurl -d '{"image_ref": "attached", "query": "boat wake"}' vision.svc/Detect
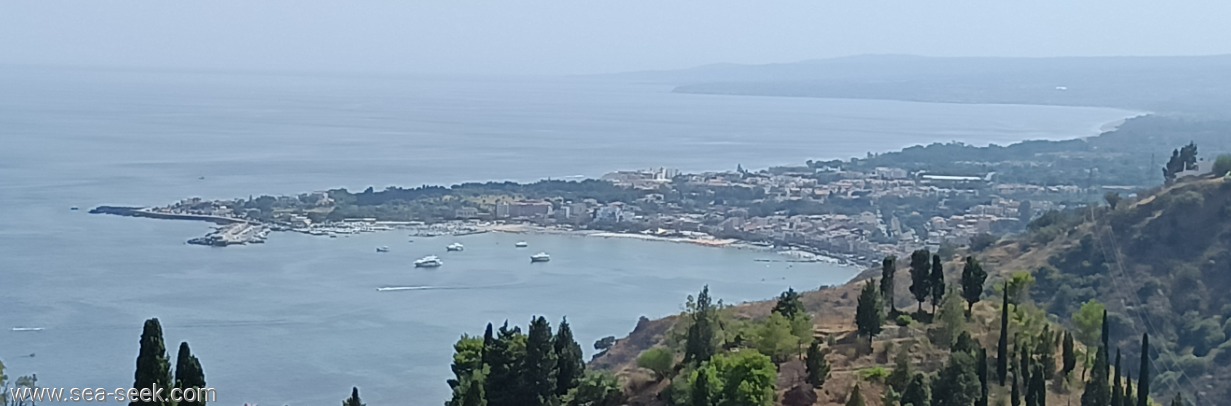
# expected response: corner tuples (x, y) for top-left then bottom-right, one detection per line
(376, 283), (521, 292)
(376, 286), (436, 292)
(11, 327), (45, 332)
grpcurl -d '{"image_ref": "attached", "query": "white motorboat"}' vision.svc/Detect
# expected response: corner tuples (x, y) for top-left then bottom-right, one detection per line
(515, 241), (529, 248)
(414, 256), (443, 268)
(446, 243), (465, 252)
(530, 252), (551, 263)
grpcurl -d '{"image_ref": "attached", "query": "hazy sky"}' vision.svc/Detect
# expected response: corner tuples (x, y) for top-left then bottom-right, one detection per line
(2, 0), (1228, 75)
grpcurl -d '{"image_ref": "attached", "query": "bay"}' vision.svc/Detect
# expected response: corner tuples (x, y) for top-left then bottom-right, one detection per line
(0, 67), (1134, 405)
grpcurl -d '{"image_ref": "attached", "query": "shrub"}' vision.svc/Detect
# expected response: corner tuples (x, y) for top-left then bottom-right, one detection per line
(1213, 154), (1231, 176)
(860, 366), (891, 382)
(636, 347), (675, 380)
(896, 314), (915, 327)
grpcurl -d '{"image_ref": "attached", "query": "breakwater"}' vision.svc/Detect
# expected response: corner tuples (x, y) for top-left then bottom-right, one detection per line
(89, 206), (248, 225)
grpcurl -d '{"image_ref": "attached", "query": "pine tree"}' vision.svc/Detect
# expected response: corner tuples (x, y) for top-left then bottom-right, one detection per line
(773, 287), (805, 319)
(881, 256), (897, 314)
(1062, 332), (1077, 378)
(457, 368), (488, 406)
(931, 350), (981, 406)
(1111, 350), (1123, 406)
(960, 256), (988, 316)
(554, 318), (585, 397)
(998, 287), (1010, 386)
(909, 249), (932, 313)
(525, 316), (558, 406)
(485, 322), (526, 406)
(1137, 333), (1149, 406)
(342, 387), (364, 406)
(846, 384), (866, 406)
(683, 286), (718, 365)
(901, 373), (929, 406)
(173, 342), (207, 406)
(131, 318), (172, 406)
(887, 347), (912, 394)
(855, 280), (885, 346)
(805, 339), (830, 389)
(930, 254), (946, 313)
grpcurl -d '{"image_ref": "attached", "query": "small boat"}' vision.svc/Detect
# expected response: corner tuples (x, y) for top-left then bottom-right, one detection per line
(514, 241), (529, 248)
(530, 252), (551, 263)
(70, 206), (79, 211)
(446, 243), (465, 252)
(376, 246), (389, 253)
(414, 256), (443, 268)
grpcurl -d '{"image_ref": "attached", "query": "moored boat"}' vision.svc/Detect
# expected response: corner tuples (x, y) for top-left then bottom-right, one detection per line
(446, 243), (465, 252)
(530, 252), (550, 263)
(414, 255), (443, 268)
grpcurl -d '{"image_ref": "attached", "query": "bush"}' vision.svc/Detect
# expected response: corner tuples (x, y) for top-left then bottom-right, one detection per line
(896, 314), (915, 327)
(1213, 154), (1231, 176)
(636, 347), (675, 380)
(860, 366), (891, 382)
(969, 232), (998, 251)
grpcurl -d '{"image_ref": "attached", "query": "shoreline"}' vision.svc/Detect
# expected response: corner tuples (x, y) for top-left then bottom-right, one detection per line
(486, 223), (856, 266)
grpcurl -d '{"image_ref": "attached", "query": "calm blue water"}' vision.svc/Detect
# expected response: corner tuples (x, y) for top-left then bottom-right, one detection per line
(0, 67), (1134, 405)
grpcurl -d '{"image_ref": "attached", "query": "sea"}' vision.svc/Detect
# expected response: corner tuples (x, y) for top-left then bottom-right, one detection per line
(0, 67), (1137, 405)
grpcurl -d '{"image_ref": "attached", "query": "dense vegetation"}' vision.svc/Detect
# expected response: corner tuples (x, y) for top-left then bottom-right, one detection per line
(992, 174), (1231, 403)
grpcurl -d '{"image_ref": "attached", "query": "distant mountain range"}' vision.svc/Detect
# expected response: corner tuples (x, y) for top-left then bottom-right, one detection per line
(611, 55), (1231, 115)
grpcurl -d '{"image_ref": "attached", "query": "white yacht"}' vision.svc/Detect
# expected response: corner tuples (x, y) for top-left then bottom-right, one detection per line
(376, 246), (390, 253)
(414, 256), (443, 268)
(515, 241), (529, 248)
(446, 243), (465, 252)
(530, 252), (551, 263)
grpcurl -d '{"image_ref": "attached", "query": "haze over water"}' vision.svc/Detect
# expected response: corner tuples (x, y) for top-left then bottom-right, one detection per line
(0, 68), (1135, 405)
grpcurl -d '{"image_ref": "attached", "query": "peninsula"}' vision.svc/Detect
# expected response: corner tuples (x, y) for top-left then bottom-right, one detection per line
(89, 115), (1231, 263)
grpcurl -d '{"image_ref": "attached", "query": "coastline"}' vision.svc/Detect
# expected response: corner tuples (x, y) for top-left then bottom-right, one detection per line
(487, 223), (855, 266)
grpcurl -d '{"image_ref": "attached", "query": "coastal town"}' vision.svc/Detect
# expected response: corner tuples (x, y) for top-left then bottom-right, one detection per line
(90, 158), (1097, 264)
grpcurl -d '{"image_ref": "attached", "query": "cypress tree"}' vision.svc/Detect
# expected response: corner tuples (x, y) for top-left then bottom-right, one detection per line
(1100, 310), (1110, 356)
(1124, 371), (1135, 406)
(930, 254), (946, 313)
(1036, 327), (1056, 380)
(1029, 363), (1047, 406)
(998, 287), (1010, 386)
(553, 318), (584, 397)
(1137, 333), (1149, 406)
(691, 368), (713, 406)
(342, 387), (364, 406)
(805, 339), (830, 389)
(131, 318), (172, 406)
(683, 286), (717, 365)
(977, 347), (989, 406)
(855, 280), (885, 346)
(1111, 350), (1123, 406)
(881, 256), (897, 314)
(1080, 346), (1110, 406)
(909, 249), (932, 313)
(524, 316), (558, 406)
(902, 373), (929, 406)
(1019, 345), (1031, 395)
(1062, 332), (1077, 377)
(960, 256), (988, 316)
(1010, 370), (1021, 406)
(846, 384), (866, 406)
(173, 342), (207, 406)
(1170, 393), (1183, 406)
